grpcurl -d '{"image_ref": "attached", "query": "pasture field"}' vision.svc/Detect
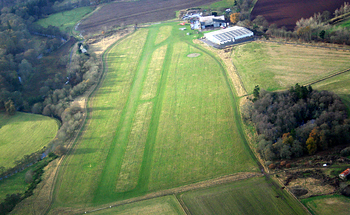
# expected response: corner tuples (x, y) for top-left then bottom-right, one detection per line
(52, 22), (258, 209)
(301, 195), (350, 215)
(0, 167), (30, 201)
(91, 195), (185, 215)
(35, 7), (93, 34)
(0, 112), (58, 169)
(180, 177), (308, 215)
(232, 42), (350, 94)
(311, 71), (350, 110)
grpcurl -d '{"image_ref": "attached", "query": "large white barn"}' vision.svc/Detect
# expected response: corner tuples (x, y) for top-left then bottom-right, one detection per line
(204, 26), (253, 45)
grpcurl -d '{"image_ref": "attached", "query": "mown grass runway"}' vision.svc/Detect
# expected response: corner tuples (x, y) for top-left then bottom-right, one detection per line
(53, 22), (259, 209)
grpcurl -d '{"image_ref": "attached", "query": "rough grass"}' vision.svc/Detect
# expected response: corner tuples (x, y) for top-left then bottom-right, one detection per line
(115, 102), (153, 192)
(301, 195), (350, 215)
(35, 7), (93, 34)
(311, 71), (350, 111)
(0, 112), (58, 169)
(52, 22), (258, 208)
(154, 26), (172, 45)
(180, 177), (308, 215)
(232, 42), (350, 93)
(141, 45), (167, 100)
(90, 195), (185, 215)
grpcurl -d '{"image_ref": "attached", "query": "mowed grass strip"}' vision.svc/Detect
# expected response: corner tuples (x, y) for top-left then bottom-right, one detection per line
(148, 42), (258, 191)
(90, 195), (185, 215)
(141, 45), (167, 100)
(35, 7), (92, 33)
(115, 102), (153, 192)
(232, 42), (350, 93)
(154, 26), (173, 45)
(55, 29), (149, 206)
(0, 112), (58, 168)
(311, 71), (350, 109)
(180, 177), (308, 215)
(301, 195), (350, 215)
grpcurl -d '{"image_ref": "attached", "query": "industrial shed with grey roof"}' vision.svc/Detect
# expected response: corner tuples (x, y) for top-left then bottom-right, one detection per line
(204, 26), (254, 45)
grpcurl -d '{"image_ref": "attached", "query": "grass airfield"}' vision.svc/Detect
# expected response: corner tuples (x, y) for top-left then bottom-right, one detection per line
(52, 22), (259, 210)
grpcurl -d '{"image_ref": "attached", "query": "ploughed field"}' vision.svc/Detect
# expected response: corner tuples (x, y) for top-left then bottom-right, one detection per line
(52, 23), (258, 209)
(78, 0), (220, 34)
(251, 0), (346, 29)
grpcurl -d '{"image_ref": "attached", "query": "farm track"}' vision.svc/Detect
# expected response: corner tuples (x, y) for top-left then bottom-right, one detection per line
(79, 0), (219, 34)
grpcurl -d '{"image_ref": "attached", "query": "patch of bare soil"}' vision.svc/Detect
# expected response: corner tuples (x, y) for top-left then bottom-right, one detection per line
(86, 28), (133, 57)
(193, 39), (247, 97)
(276, 169), (339, 199)
(187, 53), (200, 57)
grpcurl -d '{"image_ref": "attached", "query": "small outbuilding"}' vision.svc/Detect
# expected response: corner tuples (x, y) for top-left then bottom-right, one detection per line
(339, 168), (350, 180)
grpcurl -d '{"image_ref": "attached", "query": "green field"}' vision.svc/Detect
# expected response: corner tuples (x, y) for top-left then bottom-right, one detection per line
(91, 196), (185, 215)
(180, 177), (307, 215)
(311, 71), (350, 110)
(0, 167), (30, 201)
(35, 7), (93, 34)
(52, 22), (258, 209)
(301, 195), (350, 215)
(232, 42), (350, 93)
(0, 112), (58, 169)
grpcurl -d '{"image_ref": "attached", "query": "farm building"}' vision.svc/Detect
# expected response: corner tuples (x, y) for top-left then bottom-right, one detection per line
(204, 26), (254, 45)
(199, 15), (226, 29)
(339, 168), (350, 180)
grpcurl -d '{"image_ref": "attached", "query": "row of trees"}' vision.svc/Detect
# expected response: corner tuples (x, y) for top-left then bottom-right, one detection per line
(243, 84), (350, 160)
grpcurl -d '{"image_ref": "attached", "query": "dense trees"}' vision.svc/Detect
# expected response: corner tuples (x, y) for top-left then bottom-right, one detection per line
(245, 84), (350, 160)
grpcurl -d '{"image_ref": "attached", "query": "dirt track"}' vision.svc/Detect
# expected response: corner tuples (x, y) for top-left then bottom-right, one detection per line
(251, 0), (346, 30)
(79, 0), (219, 35)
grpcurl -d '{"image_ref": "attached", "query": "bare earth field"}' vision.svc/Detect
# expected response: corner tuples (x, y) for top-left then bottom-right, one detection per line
(251, 0), (346, 30)
(79, 0), (220, 34)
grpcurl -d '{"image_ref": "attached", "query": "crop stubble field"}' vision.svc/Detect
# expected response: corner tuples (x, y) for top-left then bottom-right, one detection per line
(180, 177), (307, 215)
(0, 112), (58, 169)
(52, 23), (259, 210)
(231, 42), (350, 94)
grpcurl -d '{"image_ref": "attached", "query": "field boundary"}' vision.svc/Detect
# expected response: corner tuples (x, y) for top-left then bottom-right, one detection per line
(74, 172), (261, 214)
(304, 68), (350, 86)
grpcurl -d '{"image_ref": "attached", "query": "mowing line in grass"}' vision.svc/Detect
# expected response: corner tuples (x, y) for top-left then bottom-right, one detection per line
(94, 27), (158, 202)
(154, 26), (173, 45)
(141, 45), (168, 100)
(55, 29), (149, 206)
(115, 102), (154, 192)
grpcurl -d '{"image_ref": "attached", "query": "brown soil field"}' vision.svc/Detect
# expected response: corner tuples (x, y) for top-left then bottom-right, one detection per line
(79, 0), (219, 35)
(251, 0), (346, 30)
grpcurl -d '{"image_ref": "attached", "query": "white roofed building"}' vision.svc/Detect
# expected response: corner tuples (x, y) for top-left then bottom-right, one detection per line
(204, 26), (254, 45)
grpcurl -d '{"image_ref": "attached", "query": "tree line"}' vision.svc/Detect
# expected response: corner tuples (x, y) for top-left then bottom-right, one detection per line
(243, 84), (350, 161)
